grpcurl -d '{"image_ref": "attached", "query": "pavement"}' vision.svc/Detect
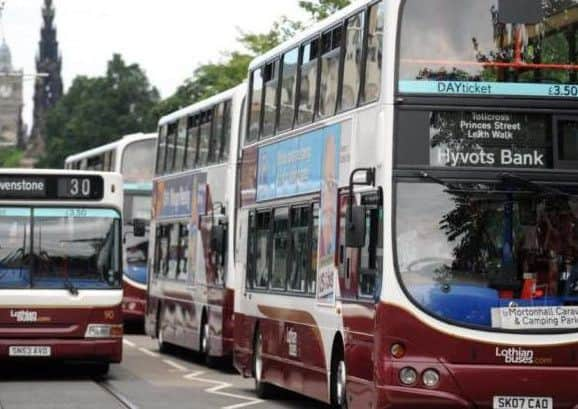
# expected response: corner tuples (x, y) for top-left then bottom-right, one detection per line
(0, 333), (327, 409)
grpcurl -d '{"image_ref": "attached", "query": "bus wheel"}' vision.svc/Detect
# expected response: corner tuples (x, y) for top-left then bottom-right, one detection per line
(92, 362), (110, 378)
(331, 350), (348, 409)
(253, 331), (274, 399)
(200, 319), (216, 367)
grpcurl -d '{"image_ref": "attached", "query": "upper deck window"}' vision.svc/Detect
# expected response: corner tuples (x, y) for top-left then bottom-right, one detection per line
(340, 12), (365, 111)
(297, 38), (320, 126)
(399, 0), (578, 98)
(185, 115), (199, 170)
(319, 26), (343, 118)
(155, 125), (167, 175)
(122, 139), (156, 182)
(263, 61), (280, 139)
(248, 68), (264, 143)
(363, 2), (384, 103)
(278, 48), (299, 133)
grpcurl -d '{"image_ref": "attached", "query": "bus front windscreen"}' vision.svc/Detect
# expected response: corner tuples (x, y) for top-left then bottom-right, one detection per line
(396, 182), (578, 333)
(0, 207), (121, 290)
(399, 0), (578, 98)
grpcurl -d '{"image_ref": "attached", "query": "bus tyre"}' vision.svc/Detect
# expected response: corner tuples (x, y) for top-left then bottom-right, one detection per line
(331, 351), (348, 409)
(92, 362), (110, 378)
(200, 320), (216, 368)
(253, 331), (274, 399)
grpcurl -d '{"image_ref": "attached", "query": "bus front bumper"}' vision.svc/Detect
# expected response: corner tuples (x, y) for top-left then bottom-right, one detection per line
(377, 364), (578, 409)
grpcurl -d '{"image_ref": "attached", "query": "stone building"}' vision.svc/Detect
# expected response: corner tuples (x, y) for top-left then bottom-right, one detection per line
(0, 38), (24, 147)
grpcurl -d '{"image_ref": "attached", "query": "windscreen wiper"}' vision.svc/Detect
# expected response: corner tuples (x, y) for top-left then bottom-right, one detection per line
(499, 173), (576, 198)
(63, 275), (79, 296)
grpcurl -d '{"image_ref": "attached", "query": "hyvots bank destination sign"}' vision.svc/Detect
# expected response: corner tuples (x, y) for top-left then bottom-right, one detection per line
(430, 112), (551, 168)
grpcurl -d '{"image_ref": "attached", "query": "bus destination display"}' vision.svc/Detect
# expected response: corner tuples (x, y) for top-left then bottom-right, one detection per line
(430, 112), (552, 168)
(0, 175), (104, 200)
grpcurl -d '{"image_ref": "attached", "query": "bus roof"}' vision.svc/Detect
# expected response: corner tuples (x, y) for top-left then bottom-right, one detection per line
(159, 83), (246, 127)
(64, 133), (157, 165)
(248, 0), (377, 71)
(0, 169), (121, 177)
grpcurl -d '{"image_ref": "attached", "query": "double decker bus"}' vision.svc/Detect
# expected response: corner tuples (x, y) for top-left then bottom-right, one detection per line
(234, 0), (578, 408)
(0, 170), (123, 374)
(65, 133), (157, 323)
(145, 84), (245, 364)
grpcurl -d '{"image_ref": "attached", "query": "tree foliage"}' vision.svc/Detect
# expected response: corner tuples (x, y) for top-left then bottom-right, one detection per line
(0, 148), (23, 168)
(38, 54), (160, 168)
(299, 0), (351, 21)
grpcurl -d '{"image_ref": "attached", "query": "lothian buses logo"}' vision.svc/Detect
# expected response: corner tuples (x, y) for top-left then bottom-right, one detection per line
(496, 347), (534, 364)
(10, 310), (39, 323)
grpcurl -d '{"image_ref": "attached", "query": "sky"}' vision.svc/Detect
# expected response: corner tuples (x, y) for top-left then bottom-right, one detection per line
(3, 0), (306, 130)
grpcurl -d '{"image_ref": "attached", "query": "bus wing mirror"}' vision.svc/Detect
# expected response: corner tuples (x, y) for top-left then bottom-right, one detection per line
(211, 225), (226, 253)
(498, 0), (542, 24)
(346, 206), (366, 248)
(133, 219), (147, 237)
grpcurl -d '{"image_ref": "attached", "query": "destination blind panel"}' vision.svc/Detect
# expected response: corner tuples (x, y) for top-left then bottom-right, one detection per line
(0, 175), (104, 201)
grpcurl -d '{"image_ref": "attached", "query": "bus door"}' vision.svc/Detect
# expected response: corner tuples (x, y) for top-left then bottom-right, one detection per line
(338, 189), (383, 395)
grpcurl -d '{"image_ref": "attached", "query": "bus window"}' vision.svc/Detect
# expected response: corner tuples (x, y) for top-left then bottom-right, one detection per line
(156, 126), (167, 175)
(220, 100), (232, 162)
(359, 204), (383, 298)
(340, 12), (364, 111)
(185, 115), (199, 170)
(255, 211), (271, 289)
(0, 209), (30, 289)
(248, 68), (263, 143)
(198, 111), (212, 166)
(165, 123), (178, 174)
(159, 225), (171, 277)
(262, 60), (280, 139)
(271, 208), (289, 290)
(309, 203), (320, 294)
(213, 103), (225, 164)
(177, 223), (189, 281)
(278, 48), (299, 133)
(319, 25), (343, 118)
(167, 223), (179, 280)
(86, 155), (104, 171)
(247, 212), (256, 289)
(122, 139), (156, 182)
(362, 1), (384, 104)
(174, 117), (187, 172)
(297, 38), (320, 126)
(288, 206), (310, 292)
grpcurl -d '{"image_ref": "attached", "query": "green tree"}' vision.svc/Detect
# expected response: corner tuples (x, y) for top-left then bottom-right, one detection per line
(38, 54), (160, 168)
(0, 148), (23, 168)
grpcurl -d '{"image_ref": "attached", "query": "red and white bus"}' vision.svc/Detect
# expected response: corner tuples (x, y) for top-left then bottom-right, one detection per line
(234, 0), (578, 408)
(145, 85), (245, 364)
(0, 170), (124, 374)
(65, 133), (157, 323)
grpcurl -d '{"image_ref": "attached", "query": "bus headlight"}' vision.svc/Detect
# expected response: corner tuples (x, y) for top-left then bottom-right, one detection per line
(399, 367), (418, 385)
(422, 369), (440, 388)
(85, 324), (123, 338)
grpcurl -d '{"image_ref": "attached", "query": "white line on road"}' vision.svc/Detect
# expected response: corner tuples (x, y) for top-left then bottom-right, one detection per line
(122, 339), (136, 348)
(162, 359), (189, 372)
(138, 347), (161, 358)
(183, 372), (263, 409)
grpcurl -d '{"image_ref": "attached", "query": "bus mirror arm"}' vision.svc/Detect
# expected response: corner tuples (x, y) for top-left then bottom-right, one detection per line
(345, 168), (375, 248)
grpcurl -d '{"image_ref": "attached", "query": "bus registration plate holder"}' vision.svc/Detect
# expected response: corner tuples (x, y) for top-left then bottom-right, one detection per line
(493, 396), (552, 409)
(9, 346), (51, 357)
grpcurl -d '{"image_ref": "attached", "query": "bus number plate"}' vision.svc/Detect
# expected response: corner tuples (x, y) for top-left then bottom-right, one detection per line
(9, 346), (51, 357)
(494, 396), (552, 409)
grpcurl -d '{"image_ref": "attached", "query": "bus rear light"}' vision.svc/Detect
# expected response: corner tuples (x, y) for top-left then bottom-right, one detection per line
(390, 343), (406, 359)
(85, 324), (123, 339)
(399, 367), (418, 386)
(422, 369), (440, 388)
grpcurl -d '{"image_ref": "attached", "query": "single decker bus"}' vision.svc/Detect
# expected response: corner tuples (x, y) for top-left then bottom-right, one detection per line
(233, 0), (578, 408)
(146, 84), (245, 365)
(0, 169), (124, 374)
(65, 133), (157, 323)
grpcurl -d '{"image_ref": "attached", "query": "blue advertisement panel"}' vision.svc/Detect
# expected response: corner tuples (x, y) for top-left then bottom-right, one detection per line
(153, 173), (207, 220)
(256, 124), (342, 202)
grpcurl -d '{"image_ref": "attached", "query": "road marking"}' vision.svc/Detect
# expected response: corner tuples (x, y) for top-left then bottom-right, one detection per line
(184, 372), (263, 409)
(138, 347), (160, 358)
(162, 359), (189, 372)
(122, 339), (136, 348)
